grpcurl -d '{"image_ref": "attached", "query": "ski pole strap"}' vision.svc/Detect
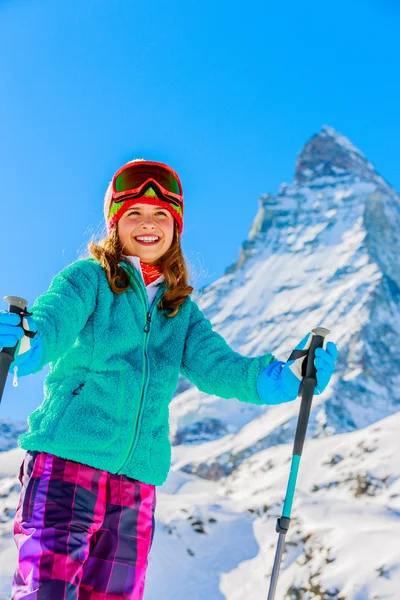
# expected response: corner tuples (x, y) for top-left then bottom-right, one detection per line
(286, 348), (308, 373)
(16, 309), (37, 339)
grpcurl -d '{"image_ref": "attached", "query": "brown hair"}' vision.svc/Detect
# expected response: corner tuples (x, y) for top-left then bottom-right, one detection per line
(87, 221), (194, 317)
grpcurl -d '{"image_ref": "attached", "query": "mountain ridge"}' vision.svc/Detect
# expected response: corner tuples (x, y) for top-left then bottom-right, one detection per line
(173, 126), (400, 483)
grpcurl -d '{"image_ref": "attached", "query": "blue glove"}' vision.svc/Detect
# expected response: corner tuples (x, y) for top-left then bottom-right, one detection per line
(0, 311), (44, 379)
(257, 333), (338, 405)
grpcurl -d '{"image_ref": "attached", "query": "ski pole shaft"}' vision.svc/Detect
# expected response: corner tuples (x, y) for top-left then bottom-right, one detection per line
(267, 327), (330, 599)
(0, 296), (28, 406)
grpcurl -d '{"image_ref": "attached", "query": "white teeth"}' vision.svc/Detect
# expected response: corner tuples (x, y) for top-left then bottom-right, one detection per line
(136, 237), (159, 242)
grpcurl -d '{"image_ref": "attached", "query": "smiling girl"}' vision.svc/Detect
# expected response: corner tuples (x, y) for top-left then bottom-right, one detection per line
(0, 158), (338, 599)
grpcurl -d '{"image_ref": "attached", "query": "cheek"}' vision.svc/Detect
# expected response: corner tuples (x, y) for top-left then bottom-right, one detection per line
(166, 223), (175, 243)
(117, 221), (132, 245)
(166, 218), (175, 234)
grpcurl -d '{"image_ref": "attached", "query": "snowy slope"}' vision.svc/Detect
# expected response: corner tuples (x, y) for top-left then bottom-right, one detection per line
(1, 412), (399, 599)
(0, 125), (399, 599)
(150, 411), (400, 600)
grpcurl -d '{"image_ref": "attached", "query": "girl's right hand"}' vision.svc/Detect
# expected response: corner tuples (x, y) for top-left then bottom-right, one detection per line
(0, 311), (43, 376)
(0, 311), (25, 348)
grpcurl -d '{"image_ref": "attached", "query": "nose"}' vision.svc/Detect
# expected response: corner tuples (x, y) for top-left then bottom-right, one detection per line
(141, 213), (156, 228)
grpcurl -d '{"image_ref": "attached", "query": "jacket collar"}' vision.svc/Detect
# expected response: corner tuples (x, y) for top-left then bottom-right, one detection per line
(120, 255), (165, 289)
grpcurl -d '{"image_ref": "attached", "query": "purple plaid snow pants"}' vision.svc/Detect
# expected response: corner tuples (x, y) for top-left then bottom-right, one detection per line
(12, 451), (157, 599)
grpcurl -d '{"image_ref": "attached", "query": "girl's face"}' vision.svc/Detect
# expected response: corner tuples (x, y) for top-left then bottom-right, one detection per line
(118, 203), (175, 264)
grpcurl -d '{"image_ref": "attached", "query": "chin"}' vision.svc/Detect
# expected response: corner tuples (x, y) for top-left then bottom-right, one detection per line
(132, 243), (163, 262)
(138, 252), (160, 262)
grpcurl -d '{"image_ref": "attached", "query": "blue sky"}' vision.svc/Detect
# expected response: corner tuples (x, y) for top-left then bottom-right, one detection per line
(0, 0), (399, 420)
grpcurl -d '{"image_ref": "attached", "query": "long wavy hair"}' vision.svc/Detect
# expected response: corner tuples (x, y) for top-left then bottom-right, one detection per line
(87, 221), (194, 317)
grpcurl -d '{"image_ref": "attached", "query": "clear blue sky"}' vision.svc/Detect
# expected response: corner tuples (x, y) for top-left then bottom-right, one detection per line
(0, 0), (399, 420)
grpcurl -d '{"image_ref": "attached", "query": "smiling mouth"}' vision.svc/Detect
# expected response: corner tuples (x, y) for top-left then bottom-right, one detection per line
(134, 236), (161, 246)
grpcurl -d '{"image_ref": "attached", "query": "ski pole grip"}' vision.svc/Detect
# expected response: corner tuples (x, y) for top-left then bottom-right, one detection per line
(293, 327), (330, 457)
(305, 327), (330, 379)
(0, 296), (29, 406)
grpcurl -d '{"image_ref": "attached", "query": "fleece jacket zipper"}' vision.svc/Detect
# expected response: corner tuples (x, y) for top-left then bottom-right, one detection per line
(116, 266), (165, 474)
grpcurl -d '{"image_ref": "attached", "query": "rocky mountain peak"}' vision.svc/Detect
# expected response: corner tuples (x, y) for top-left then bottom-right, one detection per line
(295, 125), (377, 184)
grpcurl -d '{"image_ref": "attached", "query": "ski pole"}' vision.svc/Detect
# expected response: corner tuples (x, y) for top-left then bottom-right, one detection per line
(267, 326), (330, 599)
(0, 296), (29, 406)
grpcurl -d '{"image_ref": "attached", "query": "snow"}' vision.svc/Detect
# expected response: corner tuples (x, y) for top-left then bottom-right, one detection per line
(1, 413), (399, 599)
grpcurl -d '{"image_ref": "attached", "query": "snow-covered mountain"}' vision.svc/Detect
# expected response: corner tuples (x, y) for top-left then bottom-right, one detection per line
(170, 124), (400, 481)
(1, 125), (399, 598)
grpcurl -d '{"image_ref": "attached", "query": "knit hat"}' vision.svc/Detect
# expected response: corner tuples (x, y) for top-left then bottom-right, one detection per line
(103, 158), (184, 234)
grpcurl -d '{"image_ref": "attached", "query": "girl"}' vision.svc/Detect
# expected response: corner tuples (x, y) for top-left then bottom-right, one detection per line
(0, 158), (338, 599)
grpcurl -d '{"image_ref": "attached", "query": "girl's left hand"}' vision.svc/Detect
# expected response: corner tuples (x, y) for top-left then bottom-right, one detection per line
(282, 333), (339, 397)
(257, 333), (339, 405)
(314, 342), (338, 394)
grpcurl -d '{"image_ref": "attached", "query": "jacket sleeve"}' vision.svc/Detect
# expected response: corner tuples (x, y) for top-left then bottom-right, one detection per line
(28, 259), (99, 372)
(180, 298), (276, 405)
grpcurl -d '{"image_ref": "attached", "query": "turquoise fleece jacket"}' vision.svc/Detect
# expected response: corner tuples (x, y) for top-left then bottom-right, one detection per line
(18, 257), (276, 486)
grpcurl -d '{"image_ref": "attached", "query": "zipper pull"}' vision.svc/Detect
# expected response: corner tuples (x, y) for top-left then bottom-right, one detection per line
(144, 312), (151, 333)
(13, 365), (19, 387)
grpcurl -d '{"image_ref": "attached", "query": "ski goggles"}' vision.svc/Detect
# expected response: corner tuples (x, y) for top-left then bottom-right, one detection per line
(111, 161), (183, 208)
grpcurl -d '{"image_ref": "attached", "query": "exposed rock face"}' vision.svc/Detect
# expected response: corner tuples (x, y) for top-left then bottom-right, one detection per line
(295, 125), (378, 184)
